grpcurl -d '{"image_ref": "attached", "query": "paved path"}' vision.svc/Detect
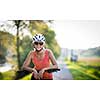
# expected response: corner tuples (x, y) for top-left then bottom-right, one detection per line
(53, 58), (73, 80)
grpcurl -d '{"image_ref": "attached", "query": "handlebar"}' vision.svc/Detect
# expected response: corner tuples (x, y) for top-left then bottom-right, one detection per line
(45, 68), (60, 73)
(15, 68), (60, 79)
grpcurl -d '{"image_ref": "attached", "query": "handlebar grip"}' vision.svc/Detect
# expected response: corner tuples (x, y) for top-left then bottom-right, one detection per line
(45, 68), (60, 73)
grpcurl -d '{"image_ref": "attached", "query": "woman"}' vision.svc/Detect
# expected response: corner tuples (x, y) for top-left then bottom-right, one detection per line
(22, 33), (58, 80)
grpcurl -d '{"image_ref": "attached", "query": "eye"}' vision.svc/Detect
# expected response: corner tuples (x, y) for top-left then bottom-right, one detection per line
(34, 42), (38, 45)
(39, 42), (43, 45)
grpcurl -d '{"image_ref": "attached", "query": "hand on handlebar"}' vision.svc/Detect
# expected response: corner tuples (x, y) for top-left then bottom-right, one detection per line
(34, 72), (40, 80)
(32, 68), (40, 80)
(38, 69), (45, 79)
(38, 67), (60, 78)
(32, 67), (60, 79)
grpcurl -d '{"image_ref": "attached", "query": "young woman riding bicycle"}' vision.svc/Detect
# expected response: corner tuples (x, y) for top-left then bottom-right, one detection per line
(22, 33), (58, 80)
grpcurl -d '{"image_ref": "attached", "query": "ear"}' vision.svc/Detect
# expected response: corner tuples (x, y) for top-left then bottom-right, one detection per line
(43, 43), (46, 48)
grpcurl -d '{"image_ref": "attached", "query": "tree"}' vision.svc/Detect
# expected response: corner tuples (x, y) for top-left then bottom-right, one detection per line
(12, 20), (29, 69)
(0, 20), (29, 69)
(0, 31), (15, 64)
(29, 20), (49, 34)
(44, 29), (60, 58)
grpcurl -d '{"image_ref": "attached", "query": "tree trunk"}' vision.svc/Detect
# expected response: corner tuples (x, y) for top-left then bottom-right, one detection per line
(16, 22), (21, 69)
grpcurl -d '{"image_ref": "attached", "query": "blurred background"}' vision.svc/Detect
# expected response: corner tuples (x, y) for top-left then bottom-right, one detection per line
(0, 20), (100, 80)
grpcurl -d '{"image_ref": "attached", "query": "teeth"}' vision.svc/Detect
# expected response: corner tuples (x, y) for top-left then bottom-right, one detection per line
(37, 48), (41, 50)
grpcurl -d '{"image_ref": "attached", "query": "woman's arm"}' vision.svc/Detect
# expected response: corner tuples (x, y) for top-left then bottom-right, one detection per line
(22, 51), (40, 79)
(22, 51), (35, 72)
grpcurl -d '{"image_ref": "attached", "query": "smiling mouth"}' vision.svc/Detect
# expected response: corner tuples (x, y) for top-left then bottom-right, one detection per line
(37, 48), (42, 50)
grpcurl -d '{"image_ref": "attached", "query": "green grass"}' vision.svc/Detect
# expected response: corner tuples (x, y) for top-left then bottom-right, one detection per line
(0, 70), (32, 80)
(0, 70), (16, 80)
(65, 60), (100, 80)
(20, 74), (32, 80)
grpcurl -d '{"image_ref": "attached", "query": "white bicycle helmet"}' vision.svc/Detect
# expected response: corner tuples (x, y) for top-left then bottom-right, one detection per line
(32, 33), (45, 43)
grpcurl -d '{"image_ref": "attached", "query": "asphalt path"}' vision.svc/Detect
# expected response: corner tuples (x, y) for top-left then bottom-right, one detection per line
(53, 59), (73, 80)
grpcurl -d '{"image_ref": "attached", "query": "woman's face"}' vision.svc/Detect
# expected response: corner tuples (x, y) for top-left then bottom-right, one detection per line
(33, 41), (44, 51)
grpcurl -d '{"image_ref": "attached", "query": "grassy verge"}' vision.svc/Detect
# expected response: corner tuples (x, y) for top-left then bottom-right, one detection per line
(65, 58), (100, 80)
(0, 70), (31, 80)
(20, 74), (31, 80)
(0, 70), (16, 80)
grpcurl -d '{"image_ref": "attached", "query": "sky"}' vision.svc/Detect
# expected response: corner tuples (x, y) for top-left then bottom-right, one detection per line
(52, 20), (100, 49)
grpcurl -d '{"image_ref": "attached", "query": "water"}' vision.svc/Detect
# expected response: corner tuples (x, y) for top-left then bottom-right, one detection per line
(0, 63), (12, 72)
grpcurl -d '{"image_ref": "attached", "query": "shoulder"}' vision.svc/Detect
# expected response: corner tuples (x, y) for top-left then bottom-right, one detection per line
(29, 50), (34, 54)
(46, 49), (53, 56)
(28, 50), (34, 56)
(46, 49), (52, 53)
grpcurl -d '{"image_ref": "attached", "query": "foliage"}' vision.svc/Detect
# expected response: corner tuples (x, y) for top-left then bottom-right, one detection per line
(20, 35), (34, 67)
(0, 31), (16, 63)
(79, 46), (100, 57)
(44, 29), (60, 58)
(29, 20), (48, 34)
(0, 31), (14, 47)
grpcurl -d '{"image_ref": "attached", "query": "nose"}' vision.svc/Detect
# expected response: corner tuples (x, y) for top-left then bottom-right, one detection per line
(37, 44), (41, 47)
